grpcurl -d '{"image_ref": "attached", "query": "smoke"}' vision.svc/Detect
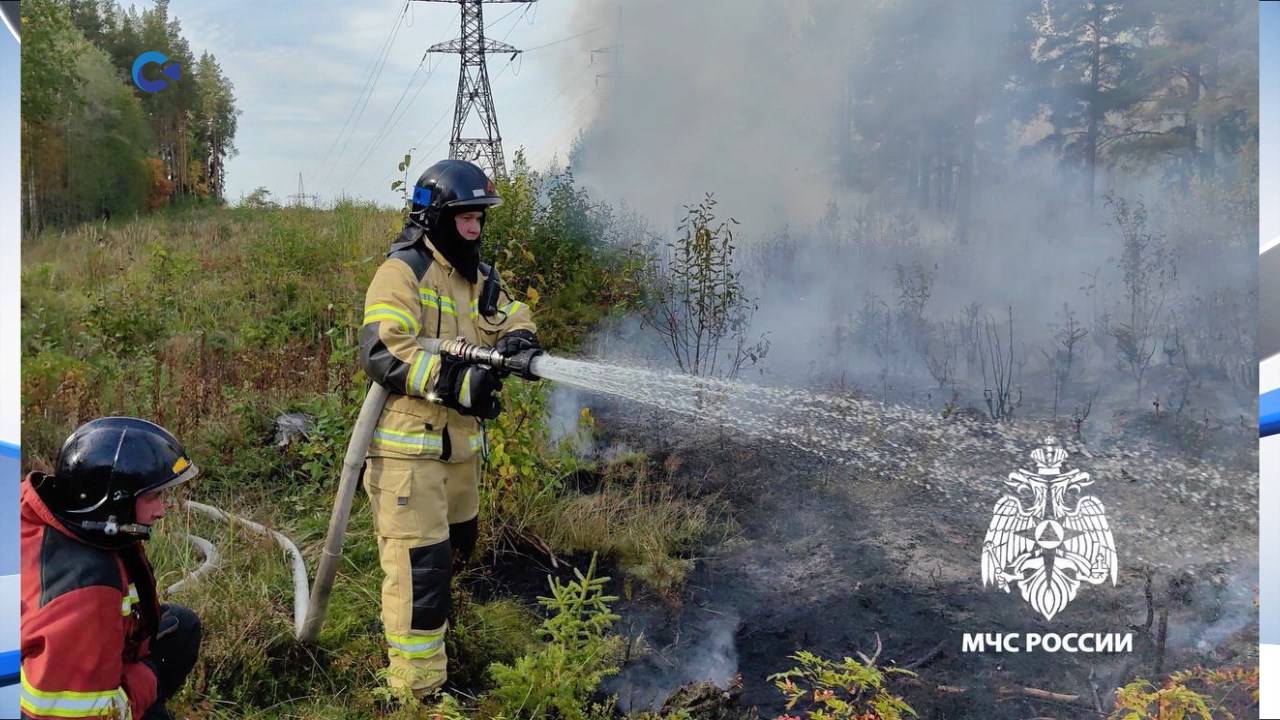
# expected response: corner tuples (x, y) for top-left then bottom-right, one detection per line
(1160, 563), (1259, 665)
(546, 385), (594, 458)
(552, 2), (1257, 708)
(568, 1), (844, 232)
(609, 608), (741, 712)
(565, 0), (1257, 419)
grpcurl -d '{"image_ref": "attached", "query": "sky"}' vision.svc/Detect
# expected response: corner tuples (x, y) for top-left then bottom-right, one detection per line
(137, 0), (611, 206)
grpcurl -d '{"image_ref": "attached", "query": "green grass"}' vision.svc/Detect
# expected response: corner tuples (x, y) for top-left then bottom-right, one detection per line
(531, 464), (722, 599)
(22, 204), (705, 718)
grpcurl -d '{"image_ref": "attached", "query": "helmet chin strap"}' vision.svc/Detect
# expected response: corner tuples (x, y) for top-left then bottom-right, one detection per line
(80, 516), (152, 539)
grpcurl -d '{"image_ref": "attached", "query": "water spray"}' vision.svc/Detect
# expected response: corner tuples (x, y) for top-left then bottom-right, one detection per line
(189, 335), (1248, 643)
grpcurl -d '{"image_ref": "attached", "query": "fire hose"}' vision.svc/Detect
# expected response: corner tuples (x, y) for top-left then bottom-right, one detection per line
(183, 500), (311, 630)
(161, 338), (542, 640)
(164, 533), (220, 596)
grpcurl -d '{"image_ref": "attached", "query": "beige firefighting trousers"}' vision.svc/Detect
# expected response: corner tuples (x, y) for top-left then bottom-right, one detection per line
(364, 454), (480, 696)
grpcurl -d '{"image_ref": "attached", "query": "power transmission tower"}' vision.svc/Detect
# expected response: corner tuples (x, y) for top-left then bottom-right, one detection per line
(289, 173), (319, 207)
(413, 0), (534, 179)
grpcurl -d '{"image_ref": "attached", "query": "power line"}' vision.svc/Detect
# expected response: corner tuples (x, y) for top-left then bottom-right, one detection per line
(315, 1), (410, 188)
(407, 54), (518, 181)
(522, 26), (603, 52)
(414, 0), (536, 179)
(372, 16), (610, 193)
(348, 42), (445, 180)
(320, 1), (418, 193)
(497, 2), (534, 44)
(288, 173), (320, 207)
(340, 10), (463, 190)
(488, 2), (529, 36)
(348, 55), (443, 182)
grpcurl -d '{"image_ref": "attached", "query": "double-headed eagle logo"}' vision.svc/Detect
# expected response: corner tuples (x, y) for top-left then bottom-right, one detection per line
(981, 437), (1117, 620)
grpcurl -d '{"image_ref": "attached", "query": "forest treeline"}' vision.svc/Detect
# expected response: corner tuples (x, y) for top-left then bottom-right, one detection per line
(22, 0), (239, 230)
(830, 0), (1257, 230)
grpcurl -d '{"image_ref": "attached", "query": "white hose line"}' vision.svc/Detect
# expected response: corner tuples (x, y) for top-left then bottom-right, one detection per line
(299, 381), (388, 642)
(165, 534), (220, 596)
(183, 500), (310, 635)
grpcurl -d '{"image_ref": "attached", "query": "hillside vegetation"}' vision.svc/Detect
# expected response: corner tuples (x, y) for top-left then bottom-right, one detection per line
(21, 167), (722, 719)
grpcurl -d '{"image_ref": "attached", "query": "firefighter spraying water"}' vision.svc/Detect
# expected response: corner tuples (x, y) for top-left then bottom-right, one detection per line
(305, 159), (542, 698)
(302, 334), (546, 648)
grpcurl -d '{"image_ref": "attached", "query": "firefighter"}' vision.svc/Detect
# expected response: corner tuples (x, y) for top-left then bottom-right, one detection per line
(359, 159), (540, 697)
(20, 417), (203, 720)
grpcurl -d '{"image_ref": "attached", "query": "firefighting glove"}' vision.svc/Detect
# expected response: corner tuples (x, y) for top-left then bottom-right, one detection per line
(494, 330), (542, 381)
(155, 611), (180, 640)
(436, 354), (503, 419)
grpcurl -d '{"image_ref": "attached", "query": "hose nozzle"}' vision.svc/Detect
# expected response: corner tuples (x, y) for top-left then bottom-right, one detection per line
(420, 337), (542, 380)
(435, 337), (505, 368)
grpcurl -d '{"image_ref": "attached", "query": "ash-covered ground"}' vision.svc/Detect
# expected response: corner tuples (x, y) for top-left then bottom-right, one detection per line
(574, 387), (1258, 719)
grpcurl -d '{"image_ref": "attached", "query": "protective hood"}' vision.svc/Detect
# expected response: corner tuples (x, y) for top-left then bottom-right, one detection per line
(427, 207), (484, 283)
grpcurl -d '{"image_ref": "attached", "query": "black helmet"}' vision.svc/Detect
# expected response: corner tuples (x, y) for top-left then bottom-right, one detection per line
(37, 417), (199, 542)
(409, 159), (503, 234)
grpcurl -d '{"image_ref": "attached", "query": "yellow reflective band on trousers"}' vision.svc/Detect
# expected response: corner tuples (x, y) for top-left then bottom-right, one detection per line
(120, 583), (139, 616)
(408, 351), (438, 396)
(419, 289), (459, 316)
(370, 427), (443, 454)
(20, 670), (132, 719)
(386, 630), (446, 660)
(469, 433), (483, 453)
(363, 303), (420, 335)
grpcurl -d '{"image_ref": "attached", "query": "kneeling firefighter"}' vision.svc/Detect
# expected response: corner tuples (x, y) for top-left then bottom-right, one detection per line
(20, 418), (203, 720)
(359, 159), (541, 697)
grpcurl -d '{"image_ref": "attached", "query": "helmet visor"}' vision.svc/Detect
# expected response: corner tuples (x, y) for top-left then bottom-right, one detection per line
(140, 458), (200, 496)
(443, 195), (503, 211)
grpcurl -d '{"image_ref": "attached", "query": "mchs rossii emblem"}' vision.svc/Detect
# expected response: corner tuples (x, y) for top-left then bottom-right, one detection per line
(982, 437), (1117, 620)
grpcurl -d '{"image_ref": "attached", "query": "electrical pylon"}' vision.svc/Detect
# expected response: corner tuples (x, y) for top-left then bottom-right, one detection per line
(413, 0), (534, 179)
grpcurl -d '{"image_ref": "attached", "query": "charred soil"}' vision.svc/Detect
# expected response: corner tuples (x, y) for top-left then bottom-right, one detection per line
(585, 398), (1258, 719)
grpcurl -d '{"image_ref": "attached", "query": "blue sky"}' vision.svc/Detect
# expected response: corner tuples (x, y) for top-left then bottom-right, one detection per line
(139, 0), (611, 206)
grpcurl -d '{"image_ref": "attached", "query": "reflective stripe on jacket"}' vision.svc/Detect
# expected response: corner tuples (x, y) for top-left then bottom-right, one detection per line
(19, 477), (160, 720)
(359, 229), (535, 462)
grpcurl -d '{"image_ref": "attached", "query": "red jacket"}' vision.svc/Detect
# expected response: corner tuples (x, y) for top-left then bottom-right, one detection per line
(20, 474), (159, 720)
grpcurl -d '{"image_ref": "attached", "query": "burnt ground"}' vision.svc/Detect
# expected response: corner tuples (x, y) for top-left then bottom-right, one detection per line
(568, 399), (1261, 720)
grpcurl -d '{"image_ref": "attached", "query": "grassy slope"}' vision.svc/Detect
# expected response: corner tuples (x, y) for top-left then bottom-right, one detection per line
(21, 205), (709, 719)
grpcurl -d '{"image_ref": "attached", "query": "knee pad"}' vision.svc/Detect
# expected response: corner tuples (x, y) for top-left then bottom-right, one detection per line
(449, 517), (479, 570)
(408, 539), (452, 630)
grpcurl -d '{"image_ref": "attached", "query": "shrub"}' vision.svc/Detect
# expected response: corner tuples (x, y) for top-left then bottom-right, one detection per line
(487, 555), (624, 719)
(768, 650), (916, 720)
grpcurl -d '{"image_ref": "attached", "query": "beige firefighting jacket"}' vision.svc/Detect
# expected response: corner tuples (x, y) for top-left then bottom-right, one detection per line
(359, 229), (535, 462)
